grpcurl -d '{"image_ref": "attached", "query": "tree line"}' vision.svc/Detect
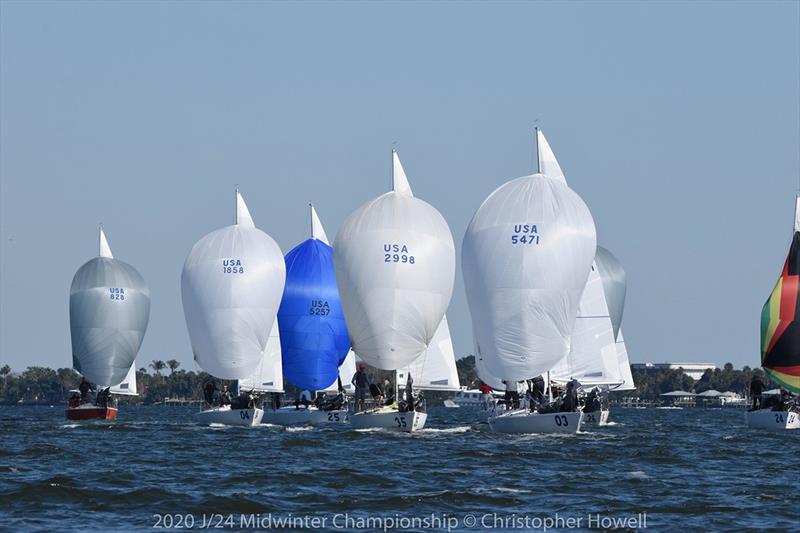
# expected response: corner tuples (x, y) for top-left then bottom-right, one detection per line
(0, 357), (778, 405)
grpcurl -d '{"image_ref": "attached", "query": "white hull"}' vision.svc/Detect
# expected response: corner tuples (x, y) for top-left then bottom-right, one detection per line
(349, 409), (427, 432)
(745, 409), (800, 430)
(477, 404), (507, 423)
(489, 410), (583, 434)
(197, 406), (263, 427)
(582, 409), (610, 426)
(262, 407), (348, 426)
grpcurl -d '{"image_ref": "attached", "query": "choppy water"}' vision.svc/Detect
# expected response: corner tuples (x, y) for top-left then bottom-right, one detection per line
(0, 406), (796, 532)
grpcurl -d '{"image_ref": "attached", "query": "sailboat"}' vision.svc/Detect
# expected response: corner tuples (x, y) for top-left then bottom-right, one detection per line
(549, 260), (620, 426)
(749, 195), (800, 430)
(335, 149), (455, 432)
(551, 245), (630, 425)
(182, 190), (286, 426)
(595, 246), (636, 400)
(67, 227), (150, 420)
(462, 129), (596, 434)
(262, 204), (351, 426)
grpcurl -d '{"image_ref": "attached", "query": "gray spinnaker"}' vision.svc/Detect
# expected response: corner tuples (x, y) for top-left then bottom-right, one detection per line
(594, 246), (626, 341)
(70, 246), (150, 387)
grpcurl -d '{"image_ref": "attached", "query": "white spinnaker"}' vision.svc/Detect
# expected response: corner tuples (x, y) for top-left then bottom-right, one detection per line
(614, 330), (636, 391)
(397, 316), (460, 391)
(333, 150), (455, 370)
(462, 130), (596, 381)
(109, 361), (137, 396)
(70, 227), (150, 388)
(238, 319), (284, 392)
(322, 349), (357, 394)
(181, 191), (286, 380)
(550, 263), (620, 386)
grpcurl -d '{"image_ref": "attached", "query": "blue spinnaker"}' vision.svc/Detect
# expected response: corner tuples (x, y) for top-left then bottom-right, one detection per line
(278, 236), (350, 390)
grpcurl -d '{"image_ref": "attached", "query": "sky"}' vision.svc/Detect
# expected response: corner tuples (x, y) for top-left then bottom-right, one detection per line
(1, 1), (799, 373)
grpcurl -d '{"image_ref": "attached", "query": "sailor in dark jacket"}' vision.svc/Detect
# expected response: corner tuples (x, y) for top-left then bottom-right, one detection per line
(749, 374), (765, 410)
(78, 378), (94, 403)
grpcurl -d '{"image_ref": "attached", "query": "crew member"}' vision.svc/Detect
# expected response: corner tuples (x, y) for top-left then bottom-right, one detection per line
(352, 363), (371, 413)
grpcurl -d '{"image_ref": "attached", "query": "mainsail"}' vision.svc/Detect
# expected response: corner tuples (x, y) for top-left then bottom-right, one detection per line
(614, 330), (636, 391)
(760, 195), (800, 392)
(70, 227), (150, 387)
(550, 263), (620, 386)
(594, 246), (626, 341)
(397, 316), (461, 391)
(322, 349), (358, 394)
(110, 362), (138, 396)
(333, 149), (455, 370)
(237, 319), (284, 392)
(462, 129), (597, 381)
(181, 190), (285, 379)
(277, 205), (349, 390)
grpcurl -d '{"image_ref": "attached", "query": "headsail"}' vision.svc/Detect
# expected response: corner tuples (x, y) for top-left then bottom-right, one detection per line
(760, 195), (800, 393)
(70, 227), (150, 387)
(237, 320), (284, 392)
(181, 190), (285, 379)
(277, 204), (349, 390)
(550, 262), (620, 387)
(334, 149), (455, 370)
(462, 129), (596, 380)
(397, 316), (460, 391)
(110, 362), (138, 396)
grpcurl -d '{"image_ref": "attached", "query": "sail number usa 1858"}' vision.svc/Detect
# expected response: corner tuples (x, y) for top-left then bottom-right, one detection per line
(222, 259), (244, 274)
(383, 244), (415, 264)
(511, 224), (540, 245)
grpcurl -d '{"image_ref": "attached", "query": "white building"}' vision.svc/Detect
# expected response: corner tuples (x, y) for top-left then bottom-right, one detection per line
(631, 362), (717, 381)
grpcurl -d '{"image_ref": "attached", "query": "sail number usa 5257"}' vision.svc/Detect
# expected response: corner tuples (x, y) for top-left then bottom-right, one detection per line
(383, 244), (415, 264)
(222, 259), (244, 274)
(511, 224), (540, 245)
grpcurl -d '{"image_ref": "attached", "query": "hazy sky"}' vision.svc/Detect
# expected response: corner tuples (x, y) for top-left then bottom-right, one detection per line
(1, 1), (799, 373)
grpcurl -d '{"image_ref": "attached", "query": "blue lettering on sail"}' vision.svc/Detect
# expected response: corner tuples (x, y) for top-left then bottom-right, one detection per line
(109, 287), (126, 301)
(222, 258), (244, 274)
(511, 224), (540, 245)
(383, 243), (415, 264)
(309, 299), (331, 316)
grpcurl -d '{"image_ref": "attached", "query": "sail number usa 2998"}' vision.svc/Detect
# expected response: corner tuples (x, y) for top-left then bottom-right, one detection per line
(384, 244), (415, 264)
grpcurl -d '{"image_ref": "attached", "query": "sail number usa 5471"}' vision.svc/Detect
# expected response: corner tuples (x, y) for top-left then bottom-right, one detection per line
(383, 244), (415, 264)
(511, 224), (540, 245)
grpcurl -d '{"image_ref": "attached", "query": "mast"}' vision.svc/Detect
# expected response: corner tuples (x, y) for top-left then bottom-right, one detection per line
(534, 126), (541, 174)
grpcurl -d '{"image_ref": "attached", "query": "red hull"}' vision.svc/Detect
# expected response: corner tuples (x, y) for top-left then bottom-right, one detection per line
(65, 406), (118, 420)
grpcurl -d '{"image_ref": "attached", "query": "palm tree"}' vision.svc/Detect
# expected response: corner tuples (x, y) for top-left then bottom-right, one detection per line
(1, 364), (10, 394)
(150, 360), (166, 376)
(166, 359), (180, 375)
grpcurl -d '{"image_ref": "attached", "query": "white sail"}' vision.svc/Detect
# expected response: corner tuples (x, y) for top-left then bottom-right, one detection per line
(310, 204), (330, 245)
(70, 227), (150, 387)
(181, 190), (286, 379)
(397, 316), (460, 391)
(550, 263), (620, 386)
(614, 330), (636, 391)
(99, 226), (113, 258)
(109, 361), (138, 396)
(322, 349), (357, 394)
(238, 319), (284, 392)
(476, 347), (506, 391)
(333, 149), (455, 370)
(462, 129), (596, 381)
(535, 129), (566, 183)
